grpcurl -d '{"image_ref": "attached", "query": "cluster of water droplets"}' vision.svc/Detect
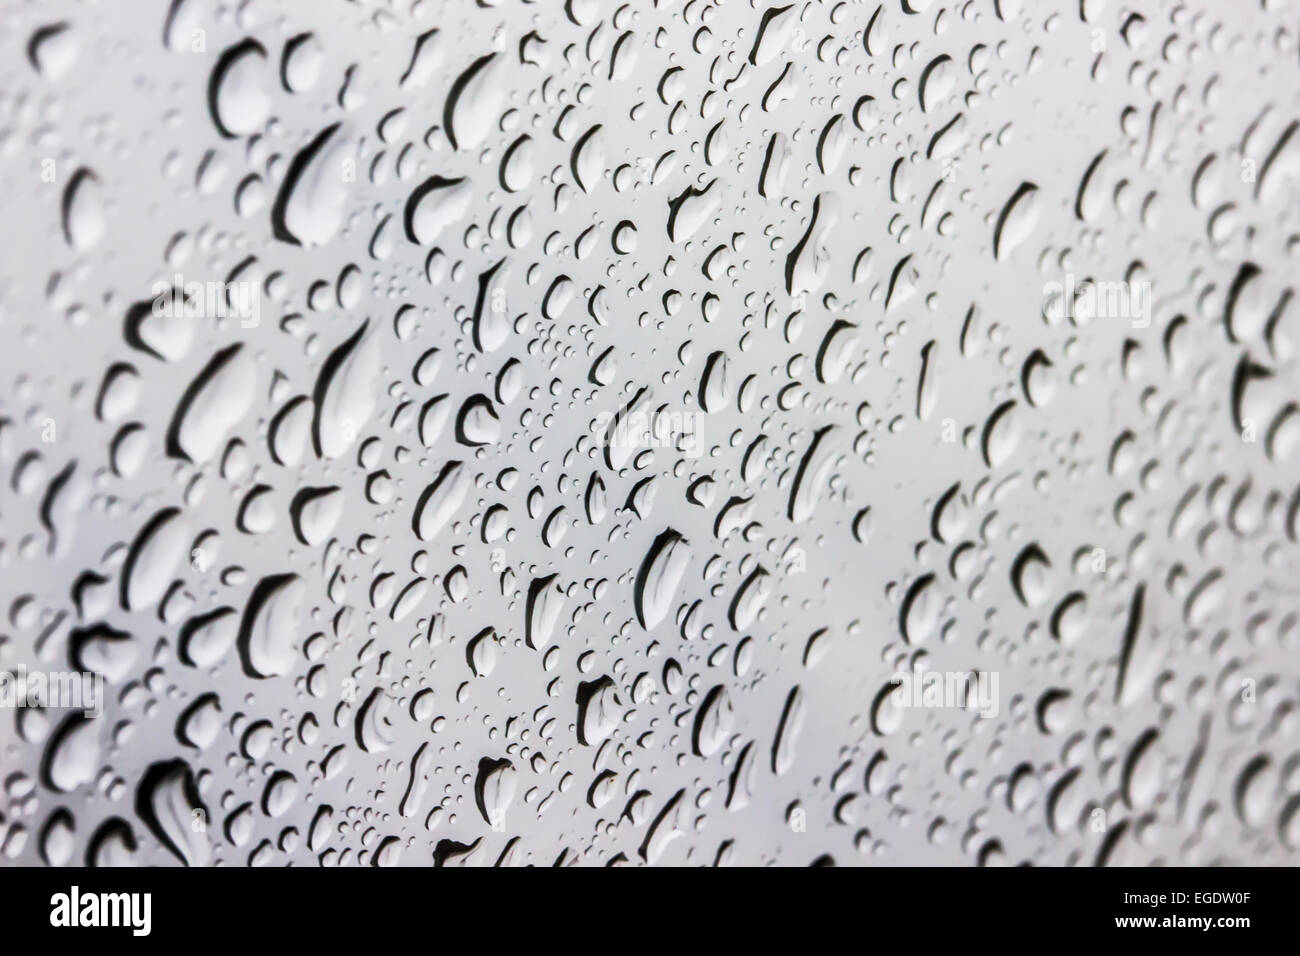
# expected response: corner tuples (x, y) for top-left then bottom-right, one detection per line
(0, 0), (1298, 866)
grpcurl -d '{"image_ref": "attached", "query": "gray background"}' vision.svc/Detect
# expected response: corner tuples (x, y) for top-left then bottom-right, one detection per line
(0, 0), (1297, 866)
